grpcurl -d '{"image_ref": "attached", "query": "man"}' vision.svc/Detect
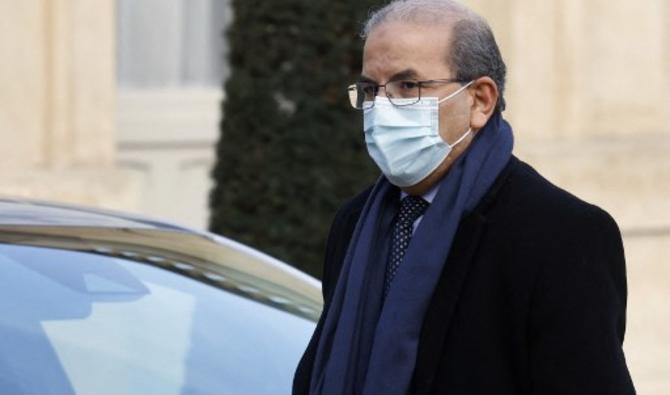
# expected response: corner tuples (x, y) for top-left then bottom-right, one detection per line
(294, 1), (636, 394)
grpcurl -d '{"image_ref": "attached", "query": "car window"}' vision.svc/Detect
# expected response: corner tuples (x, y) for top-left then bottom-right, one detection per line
(0, 244), (316, 395)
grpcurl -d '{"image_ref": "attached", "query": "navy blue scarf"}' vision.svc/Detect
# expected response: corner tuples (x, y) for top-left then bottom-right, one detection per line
(310, 112), (514, 395)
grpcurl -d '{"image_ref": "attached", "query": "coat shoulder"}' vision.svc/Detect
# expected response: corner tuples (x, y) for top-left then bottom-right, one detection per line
(497, 158), (619, 233)
(479, 157), (625, 293)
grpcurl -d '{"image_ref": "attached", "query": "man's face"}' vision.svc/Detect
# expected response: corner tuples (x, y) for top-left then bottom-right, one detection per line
(362, 21), (476, 192)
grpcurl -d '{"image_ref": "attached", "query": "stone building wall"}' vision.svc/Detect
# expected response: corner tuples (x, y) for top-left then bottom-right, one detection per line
(0, 0), (141, 209)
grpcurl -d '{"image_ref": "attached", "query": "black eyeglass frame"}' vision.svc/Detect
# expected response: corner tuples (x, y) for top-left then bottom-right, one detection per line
(347, 78), (469, 110)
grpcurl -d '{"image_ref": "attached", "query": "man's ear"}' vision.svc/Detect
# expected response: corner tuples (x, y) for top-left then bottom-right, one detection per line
(469, 76), (499, 130)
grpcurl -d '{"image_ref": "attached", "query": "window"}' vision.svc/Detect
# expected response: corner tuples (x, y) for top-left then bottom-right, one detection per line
(0, 244), (315, 395)
(116, 0), (230, 88)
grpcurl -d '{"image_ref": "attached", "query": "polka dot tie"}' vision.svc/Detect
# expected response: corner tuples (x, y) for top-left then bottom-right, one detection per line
(384, 195), (430, 297)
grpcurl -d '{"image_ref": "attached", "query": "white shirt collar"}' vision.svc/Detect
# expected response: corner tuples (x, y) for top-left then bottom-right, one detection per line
(400, 181), (440, 203)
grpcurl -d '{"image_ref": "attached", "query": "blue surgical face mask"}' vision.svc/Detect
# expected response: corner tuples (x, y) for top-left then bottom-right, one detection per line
(363, 81), (473, 187)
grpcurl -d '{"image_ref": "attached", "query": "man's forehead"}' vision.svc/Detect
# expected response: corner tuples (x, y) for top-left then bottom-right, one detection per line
(361, 21), (454, 81)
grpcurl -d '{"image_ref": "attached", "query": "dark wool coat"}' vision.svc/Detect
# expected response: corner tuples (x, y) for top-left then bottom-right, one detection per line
(294, 156), (636, 395)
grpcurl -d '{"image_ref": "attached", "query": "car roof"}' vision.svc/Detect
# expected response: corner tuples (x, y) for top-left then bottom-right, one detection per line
(0, 197), (322, 302)
(0, 197), (196, 232)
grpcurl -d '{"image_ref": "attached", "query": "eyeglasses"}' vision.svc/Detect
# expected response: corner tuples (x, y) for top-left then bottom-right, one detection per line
(347, 78), (467, 110)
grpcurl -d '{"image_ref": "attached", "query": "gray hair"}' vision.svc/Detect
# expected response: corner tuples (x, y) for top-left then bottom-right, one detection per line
(362, 0), (507, 112)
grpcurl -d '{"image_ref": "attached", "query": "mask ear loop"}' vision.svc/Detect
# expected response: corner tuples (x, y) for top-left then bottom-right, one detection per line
(438, 80), (474, 147)
(437, 80), (474, 104)
(449, 128), (472, 147)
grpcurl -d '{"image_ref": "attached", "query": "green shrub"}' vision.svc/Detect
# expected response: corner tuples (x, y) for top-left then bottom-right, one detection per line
(209, 0), (381, 278)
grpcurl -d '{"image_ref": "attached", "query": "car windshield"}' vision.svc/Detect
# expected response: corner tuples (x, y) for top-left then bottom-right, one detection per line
(0, 243), (316, 395)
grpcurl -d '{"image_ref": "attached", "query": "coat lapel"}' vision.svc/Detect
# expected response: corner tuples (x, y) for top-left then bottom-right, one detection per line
(411, 156), (518, 395)
(412, 211), (487, 395)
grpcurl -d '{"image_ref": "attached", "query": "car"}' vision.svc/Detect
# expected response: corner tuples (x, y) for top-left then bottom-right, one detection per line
(0, 197), (322, 395)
